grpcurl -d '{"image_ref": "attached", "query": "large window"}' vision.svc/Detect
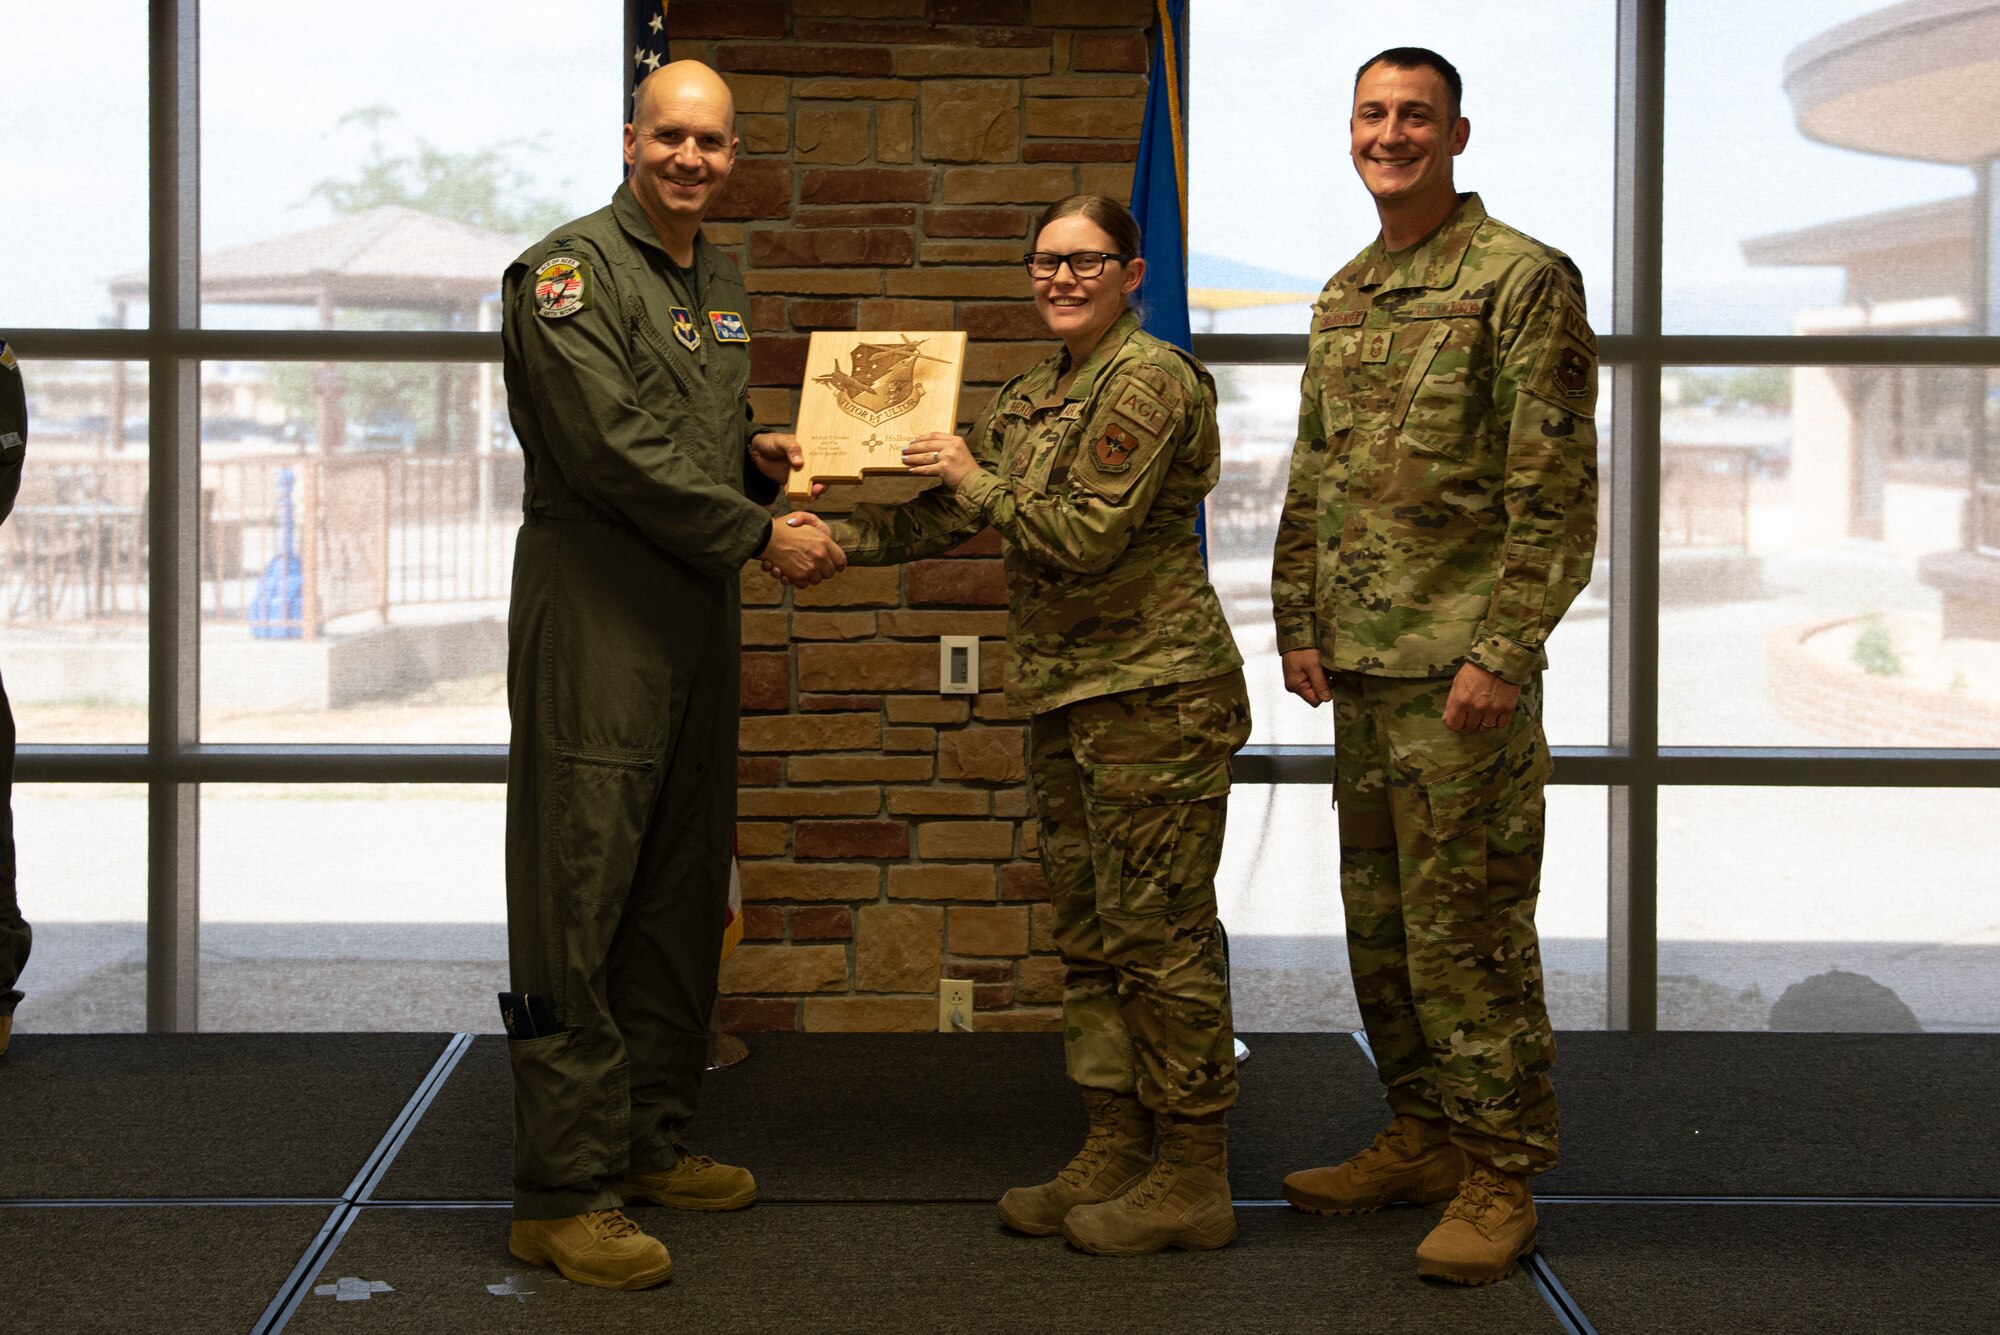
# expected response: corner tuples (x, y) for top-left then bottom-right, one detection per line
(1197, 0), (2000, 1032)
(7, 2), (1996, 1033)
(2, 0), (620, 1032)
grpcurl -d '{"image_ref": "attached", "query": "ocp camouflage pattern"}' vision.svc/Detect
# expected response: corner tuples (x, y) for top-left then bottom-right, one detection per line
(1271, 193), (1598, 686)
(1331, 670), (1559, 1173)
(835, 312), (1242, 716)
(1030, 672), (1251, 1116)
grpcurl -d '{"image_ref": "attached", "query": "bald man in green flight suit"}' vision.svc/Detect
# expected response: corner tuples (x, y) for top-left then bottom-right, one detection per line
(498, 61), (843, 1291)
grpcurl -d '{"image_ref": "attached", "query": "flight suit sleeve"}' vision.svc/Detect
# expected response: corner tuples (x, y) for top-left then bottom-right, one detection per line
(828, 396), (997, 566)
(743, 410), (783, 511)
(0, 339), (25, 526)
(1467, 262), (1600, 685)
(1271, 339), (1333, 655)
(505, 248), (772, 581)
(953, 360), (1194, 576)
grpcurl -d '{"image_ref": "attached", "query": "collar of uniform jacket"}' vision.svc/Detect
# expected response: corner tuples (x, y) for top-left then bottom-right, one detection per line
(1356, 191), (1487, 294)
(1056, 310), (1143, 402)
(610, 180), (728, 288)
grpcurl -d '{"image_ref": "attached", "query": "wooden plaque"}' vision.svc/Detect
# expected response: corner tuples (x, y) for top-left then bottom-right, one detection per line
(789, 330), (969, 498)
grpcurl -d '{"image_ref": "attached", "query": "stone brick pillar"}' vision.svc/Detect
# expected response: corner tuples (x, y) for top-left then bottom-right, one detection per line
(663, 0), (1153, 1032)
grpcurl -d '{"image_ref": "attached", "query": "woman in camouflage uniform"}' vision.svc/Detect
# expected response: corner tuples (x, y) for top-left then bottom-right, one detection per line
(828, 196), (1249, 1256)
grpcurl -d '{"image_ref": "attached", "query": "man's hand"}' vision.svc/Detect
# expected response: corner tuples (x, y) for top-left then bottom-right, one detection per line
(750, 431), (826, 499)
(1443, 661), (1521, 733)
(762, 512), (845, 587)
(1281, 648), (1332, 707)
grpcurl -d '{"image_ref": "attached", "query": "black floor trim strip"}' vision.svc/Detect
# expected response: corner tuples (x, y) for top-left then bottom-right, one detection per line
(1524, 1251), (1600, 1335)
(1536, 1193), (2000, 1207)
(348, 1032), (474, 1203)
(251, 1205), (353, 1335)
(0, 1197), (342, 1208)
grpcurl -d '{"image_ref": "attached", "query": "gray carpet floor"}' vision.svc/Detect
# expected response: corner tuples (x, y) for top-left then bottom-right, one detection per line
(282, 1203), (1564, 1335)
(1537, 1203), (2000, 1334)
(0, 1033), (449, 1199)
(4, 1030), (1998, 1333)
(0, 1205), (337, 1335)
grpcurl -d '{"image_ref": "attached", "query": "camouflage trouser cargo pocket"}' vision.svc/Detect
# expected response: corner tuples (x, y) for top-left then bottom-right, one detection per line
(1419, 719), (1552, 844)
(1083, 754), (1234, 921)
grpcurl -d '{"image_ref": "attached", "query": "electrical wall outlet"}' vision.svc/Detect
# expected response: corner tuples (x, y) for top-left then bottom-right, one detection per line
(938, 978), (975, 1033)
(938, 635), (979, 694)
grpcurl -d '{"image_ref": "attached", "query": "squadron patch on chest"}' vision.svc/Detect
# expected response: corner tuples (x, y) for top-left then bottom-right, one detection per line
(708, 310), (749, 342)
(1092, 422), (1140, 472)
(533, 257), (590, 319)
(1111, 383), (1169, 434)
(669, 307), (701, 350)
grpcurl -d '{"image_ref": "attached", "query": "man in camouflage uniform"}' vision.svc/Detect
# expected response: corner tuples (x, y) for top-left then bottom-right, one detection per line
(0, 337), (26, 1060)
(1270, 49), (1597, 1285)
(830, 283), (1248, 1254)
(499, 61), (844, 1291)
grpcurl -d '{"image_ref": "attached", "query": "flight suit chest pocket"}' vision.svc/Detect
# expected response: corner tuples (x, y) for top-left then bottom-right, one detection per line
(627, 296), (695, 400)
(1395, 318), (1489, 460)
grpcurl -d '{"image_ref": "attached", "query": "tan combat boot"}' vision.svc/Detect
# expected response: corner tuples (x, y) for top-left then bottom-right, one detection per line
(1281, 1114), (1465, 1215)
(621, 1149), (757, 1212)
(507, 1208), (672, 1290)
(1415, 1163), (1539, 1285)
(1060, 1114), (1236, 1256)
(997, 1088), (1154, 1236)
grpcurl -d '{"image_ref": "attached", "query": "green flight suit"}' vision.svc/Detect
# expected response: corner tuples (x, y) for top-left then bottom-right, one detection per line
(500, 183), (779, 1220)
(1272, 193), (1598, 1173)
(0, 337), (26, 1022)
(833, 314), (1249, 1116)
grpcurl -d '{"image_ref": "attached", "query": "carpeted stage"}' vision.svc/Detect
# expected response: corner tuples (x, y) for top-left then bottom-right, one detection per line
(2, 1031), (1995, 1333)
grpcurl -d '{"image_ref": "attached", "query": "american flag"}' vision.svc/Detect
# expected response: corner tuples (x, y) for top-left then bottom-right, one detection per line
(628, 0), (671, 130)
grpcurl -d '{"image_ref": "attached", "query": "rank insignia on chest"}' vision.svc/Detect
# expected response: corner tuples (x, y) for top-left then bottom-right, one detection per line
(1093, 422), (1139, 472)
(1360, 328), (1393, 363)
(708, 310), (749, 342)
(533, 257), (588, 319)
(669, 307), (700, 350)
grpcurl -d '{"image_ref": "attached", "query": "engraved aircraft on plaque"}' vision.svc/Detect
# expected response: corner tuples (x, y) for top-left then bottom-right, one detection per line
(788, 330), (969, 499)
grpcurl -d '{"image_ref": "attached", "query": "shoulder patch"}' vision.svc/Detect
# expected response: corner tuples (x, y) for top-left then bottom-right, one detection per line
(1110, 381), (1171, 435)
(533, 257), (590, 319)
(1092, 421), (1140, 472)
(0, 340), (15, 371)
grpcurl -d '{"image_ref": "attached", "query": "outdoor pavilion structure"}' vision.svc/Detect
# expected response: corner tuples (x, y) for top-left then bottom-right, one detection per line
(1759, 0), (2000, 624)
(105, 206), (525, 458)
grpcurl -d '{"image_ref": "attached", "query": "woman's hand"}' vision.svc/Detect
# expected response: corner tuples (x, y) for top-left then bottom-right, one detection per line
(903, 432), (977, 489)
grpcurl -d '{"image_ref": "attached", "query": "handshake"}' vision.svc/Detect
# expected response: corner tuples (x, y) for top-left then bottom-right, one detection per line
(749, 429), (846, 589)
(762, 511), (846, 589)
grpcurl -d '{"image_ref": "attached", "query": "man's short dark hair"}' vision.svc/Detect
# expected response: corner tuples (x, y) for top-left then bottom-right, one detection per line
(1354, 47), (1462, 120)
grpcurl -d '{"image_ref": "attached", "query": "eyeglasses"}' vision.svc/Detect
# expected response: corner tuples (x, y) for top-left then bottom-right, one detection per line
(1022, 250), (1134, 280)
